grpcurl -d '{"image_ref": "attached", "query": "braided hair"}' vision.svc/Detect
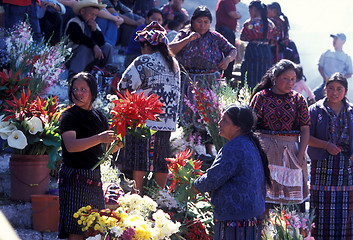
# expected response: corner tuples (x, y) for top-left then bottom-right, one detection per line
(224, 104), (272, 186)
(249, 1), (268, 39)
(268, 2), (290, 37)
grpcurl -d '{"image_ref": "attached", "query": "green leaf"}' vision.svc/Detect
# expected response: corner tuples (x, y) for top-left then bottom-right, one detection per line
(47, 146), (60, 170)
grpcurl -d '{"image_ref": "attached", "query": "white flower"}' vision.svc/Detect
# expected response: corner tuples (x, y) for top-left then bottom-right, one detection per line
(27, 117), (43, 134)
(0, 124), (17, 140)
(8, 130), (28, 149)
(110, 226), (124, 237)
(86, 234), (102, 240)
(0, 116), (17, 140)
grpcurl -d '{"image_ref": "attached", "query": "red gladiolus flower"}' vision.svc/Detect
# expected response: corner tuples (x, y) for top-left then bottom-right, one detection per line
(109, 90), (164, 138)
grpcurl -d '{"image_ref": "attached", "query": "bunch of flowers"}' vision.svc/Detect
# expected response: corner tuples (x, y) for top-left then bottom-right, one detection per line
(0, 69), (29, 109)
(75, 193), (181, 240)
(262, 205), (315, 240)
(5, 20), (70, 97)
(165, 149), (203, 203)
(91, 90), (164, 170)
(0, 90), (66, 169)
(153, 149), (213, 239)
(184, 83), (227, 152)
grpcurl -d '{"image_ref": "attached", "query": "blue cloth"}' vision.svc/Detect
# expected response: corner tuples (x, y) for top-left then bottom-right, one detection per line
(194, 134), (266, 221)
(96, 10), (118, 46)
(4, 1), (42, 42)
(125, 24), (146, 55)
(308, 98), (353, 160)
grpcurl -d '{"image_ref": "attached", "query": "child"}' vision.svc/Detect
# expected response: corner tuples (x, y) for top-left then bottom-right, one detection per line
(293, 65), (315, 105)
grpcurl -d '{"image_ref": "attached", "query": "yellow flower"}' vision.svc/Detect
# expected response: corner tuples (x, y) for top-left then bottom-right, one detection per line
(73, 213), (79, 218)
(86, 206), (92, 211)
(78, 220), (82, 225)
(94, 224), (101, 231)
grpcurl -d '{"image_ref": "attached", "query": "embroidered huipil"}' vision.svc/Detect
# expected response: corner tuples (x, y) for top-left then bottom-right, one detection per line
(250, 89), (310, 134)
(118, 52), (180, 131)
(240, 17), (276, 43)
(270, 16), (289, 46)
(174, 29), (235, 74)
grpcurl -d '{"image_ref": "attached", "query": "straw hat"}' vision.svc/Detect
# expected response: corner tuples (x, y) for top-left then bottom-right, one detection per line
(73, 0), (107, 15)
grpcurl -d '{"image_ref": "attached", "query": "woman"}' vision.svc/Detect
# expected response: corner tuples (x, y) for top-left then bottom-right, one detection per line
(160, 0), (189, 26)
(124, 8), (164, 68)
(193, 105), (271, 240)
(249, 59), (310, 211)
(118, 21), (180, 193)
(58, 72), (123, 240)
(308, 73), (353, 239)
(169, 5), (236, 155)
(267, 2), (289, 64)
(240, 0), (275, 89)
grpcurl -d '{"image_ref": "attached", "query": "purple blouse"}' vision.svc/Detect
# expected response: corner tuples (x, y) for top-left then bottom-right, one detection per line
(174, 28), (236, 74)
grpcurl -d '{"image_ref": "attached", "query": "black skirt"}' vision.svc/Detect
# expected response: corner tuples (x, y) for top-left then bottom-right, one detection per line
(58, 164), (105, 239)
(241, 42), (272, 89)
(118, 131), (171, 173)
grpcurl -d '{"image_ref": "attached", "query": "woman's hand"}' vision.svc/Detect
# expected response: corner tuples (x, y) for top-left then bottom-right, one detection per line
(112, 140), (124, 153)
(98, 130), (118, 144)
(187, 32), (201, 42)
(326, 142), (342, 155)
(218, 57), (231, 70)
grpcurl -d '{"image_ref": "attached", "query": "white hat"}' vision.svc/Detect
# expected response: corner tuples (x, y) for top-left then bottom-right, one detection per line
(73, 0), (107, 15)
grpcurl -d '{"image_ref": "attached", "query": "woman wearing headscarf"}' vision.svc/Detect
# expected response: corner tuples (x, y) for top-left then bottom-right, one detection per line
(118, 21), (181, 193)
(240, 0), (275, 89)
(169, 5), (237, 155)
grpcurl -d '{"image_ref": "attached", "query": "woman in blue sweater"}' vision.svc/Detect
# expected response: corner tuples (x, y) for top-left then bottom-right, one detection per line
(193, 104), (271, 240)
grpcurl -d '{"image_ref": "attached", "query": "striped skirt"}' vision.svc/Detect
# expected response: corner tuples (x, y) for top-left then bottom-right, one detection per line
(310, 152), (353, 240)
(213, 218), (262, 240)
(241, 42), (272, 89)
(118, 131), (171, 173)
(58, 164), (105, 239)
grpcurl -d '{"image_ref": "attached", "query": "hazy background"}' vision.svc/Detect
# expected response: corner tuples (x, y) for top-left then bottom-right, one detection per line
(159, 0), (353, 100)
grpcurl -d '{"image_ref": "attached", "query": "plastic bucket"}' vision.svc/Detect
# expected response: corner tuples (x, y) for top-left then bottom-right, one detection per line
(10, 154), (50, 201)
(31, 194), (59, 232)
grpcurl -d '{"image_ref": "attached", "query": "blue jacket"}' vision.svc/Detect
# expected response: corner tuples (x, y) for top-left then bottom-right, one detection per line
(308, 98), (353, 160)
(194, 134), (266, 221)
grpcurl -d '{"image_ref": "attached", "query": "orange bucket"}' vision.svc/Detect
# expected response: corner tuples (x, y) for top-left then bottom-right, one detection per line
(31, 194), (59, 232)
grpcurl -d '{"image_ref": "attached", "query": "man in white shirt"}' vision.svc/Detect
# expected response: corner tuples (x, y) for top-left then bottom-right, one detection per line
(314, 33), (352, 100)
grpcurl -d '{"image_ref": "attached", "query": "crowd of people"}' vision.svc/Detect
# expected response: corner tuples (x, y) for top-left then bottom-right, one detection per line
(1, 0), (353, 239)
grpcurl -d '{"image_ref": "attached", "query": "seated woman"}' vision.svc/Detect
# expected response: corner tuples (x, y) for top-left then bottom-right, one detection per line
(193, 104), (271, 240)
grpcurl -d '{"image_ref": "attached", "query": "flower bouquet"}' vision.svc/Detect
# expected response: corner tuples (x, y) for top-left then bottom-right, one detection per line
(4, 20), (70, 97)
(91, 90), (164, 170)
(0, 90), (65, 169)
(262, 204), (315, 240)
(165, 149), (203, 203)
(162, 149), (213, 239)
(74, 193), (181, 240)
